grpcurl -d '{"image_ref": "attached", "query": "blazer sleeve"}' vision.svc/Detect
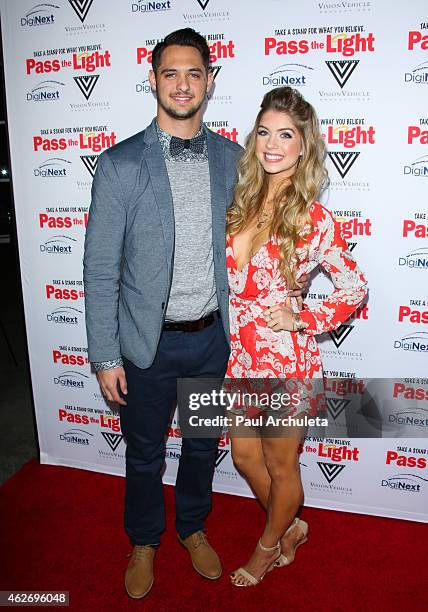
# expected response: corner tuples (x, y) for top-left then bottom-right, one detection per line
(83, 150), (126, 362)
(299, 208), (368, 335)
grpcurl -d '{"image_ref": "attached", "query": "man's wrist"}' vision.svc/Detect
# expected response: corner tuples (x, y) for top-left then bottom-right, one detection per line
(92, 357), (123, 372)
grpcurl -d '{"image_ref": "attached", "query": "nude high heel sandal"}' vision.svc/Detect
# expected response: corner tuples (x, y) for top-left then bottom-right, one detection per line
(275, 518), (308, 568)
(230, 539), (281, 587)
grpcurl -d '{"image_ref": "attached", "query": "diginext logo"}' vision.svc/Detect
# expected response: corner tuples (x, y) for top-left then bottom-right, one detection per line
(34, 158), (71, 178)
(404, 60), (428, 85)
(40, 235), (77, 254)
(53, 370), (89, 388)
(403, 155), (428, 178)
(394, 332), (428, 353)
(47, 306), (83, 325)
(262, 63), (313, 87)
(21, 3), (59, 27)
(131, 0), (172, 13)
(381, 473), (428, 493)
(398, 248), (428, 270)
(26, 80), (65, 102)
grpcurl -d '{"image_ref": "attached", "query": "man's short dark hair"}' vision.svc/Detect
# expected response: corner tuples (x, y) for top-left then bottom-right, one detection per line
(152, 28), (210, 73)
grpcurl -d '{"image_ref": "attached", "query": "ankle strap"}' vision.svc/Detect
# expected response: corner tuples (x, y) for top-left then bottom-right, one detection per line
(258, 538), (280, 552)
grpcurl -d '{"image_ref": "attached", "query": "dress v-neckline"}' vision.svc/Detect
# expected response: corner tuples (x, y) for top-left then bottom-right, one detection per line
(229, 233), (273, 274)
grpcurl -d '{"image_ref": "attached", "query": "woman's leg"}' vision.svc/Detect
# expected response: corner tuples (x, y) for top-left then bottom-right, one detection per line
(260, 431), (304, 547)
(229, 435), (280, 585)
(229, 427), (306, 585)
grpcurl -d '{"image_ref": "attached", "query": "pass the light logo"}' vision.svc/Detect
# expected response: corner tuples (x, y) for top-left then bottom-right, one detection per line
(328, 151), (360, 178)
(34, 157), (71, 177)
(73, 75), (99, 100)
(325, 60), (359, 89)
(101, 432), (123, 452)
(393, 331), (428, 353)
(68, 0), (94, 23)
(328, 324), (354, 348)
(263, 63), (313, 87)
(80, 155), (98, 177)
(317, 461), (346, 483)
(27, 80), (65, 102)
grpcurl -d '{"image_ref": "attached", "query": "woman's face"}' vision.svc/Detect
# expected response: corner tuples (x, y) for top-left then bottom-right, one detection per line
(255, 109), (303, 181)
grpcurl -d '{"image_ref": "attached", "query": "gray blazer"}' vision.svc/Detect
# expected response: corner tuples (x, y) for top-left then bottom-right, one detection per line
(83, 118), (243, 369)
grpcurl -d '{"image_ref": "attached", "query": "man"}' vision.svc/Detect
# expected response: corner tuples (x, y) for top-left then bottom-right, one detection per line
(84, 28), (241, 599)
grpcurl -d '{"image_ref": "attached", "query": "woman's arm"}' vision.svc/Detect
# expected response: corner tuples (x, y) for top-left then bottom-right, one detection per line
(298, 206), (368, 335)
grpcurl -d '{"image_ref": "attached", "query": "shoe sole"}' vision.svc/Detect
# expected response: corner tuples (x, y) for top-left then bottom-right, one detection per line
(125, 578), (154, 599)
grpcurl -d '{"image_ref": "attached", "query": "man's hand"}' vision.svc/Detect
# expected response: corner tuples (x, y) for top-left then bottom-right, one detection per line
(287, 273), (310, 310)
(96, 367), (128, 406)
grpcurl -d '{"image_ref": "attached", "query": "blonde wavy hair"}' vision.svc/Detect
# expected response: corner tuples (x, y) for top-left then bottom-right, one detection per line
(226, 86), (328, 287)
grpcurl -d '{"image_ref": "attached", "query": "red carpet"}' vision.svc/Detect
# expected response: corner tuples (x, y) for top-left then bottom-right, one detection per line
(0, 460), (426, 611)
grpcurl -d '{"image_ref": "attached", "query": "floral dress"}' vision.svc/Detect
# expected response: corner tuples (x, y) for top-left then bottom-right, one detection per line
(225, 202), (368, 409)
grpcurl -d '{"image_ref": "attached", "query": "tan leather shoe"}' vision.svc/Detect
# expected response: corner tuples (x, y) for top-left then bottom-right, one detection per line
(125, 545), (156, 599)
(179, 531), (222, 580)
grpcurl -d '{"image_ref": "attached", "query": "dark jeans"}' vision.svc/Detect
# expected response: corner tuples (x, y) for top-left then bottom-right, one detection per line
(119, 316), (230, 546)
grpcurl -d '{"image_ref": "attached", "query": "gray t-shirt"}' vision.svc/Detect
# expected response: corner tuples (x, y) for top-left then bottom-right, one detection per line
(164, 158), (218, 320)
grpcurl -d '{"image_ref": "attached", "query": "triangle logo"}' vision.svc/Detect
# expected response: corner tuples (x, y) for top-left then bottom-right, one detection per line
(325, 60), (359, 89)
(69, 0), (94, 23)
(328, 151), (360, 178)
(101, 432), (123, 452)
(326, 397), (351, 419)
(73, 75), (100, 100)
(328, 324), (354, 348)
(348, 242), (357, 252)
(317, 461), (346, 483)
(209, 65), (222, 81)
(80, 155), (98, 177)
(215, 449), (229, 468)
(196, 0), (211, 9)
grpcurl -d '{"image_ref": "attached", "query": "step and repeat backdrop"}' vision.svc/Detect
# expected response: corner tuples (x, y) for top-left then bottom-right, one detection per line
(1, 0), (427, 522)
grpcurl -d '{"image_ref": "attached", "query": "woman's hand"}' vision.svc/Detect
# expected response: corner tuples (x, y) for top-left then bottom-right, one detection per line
(287, 273), (309, 311)
(262, 298), (295, 332)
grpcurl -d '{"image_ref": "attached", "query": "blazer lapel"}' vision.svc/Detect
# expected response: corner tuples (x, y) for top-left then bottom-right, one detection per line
(143, 120), (175, 266)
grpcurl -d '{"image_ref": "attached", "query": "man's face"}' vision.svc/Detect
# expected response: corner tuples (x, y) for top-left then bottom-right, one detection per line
(149, 45), (213, 120)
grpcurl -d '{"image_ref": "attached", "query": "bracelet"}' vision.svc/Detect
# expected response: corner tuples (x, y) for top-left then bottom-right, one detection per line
(292, 311), (308, 332)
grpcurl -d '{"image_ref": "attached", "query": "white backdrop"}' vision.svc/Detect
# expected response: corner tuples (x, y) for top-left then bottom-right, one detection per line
(1, 0), (428, 522)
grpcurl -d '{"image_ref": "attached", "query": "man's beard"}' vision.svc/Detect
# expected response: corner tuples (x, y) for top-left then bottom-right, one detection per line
(157, 93), (205, 120)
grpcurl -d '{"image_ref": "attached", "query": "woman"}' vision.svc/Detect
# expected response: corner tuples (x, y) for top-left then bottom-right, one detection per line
(225, 86), (368, 586)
